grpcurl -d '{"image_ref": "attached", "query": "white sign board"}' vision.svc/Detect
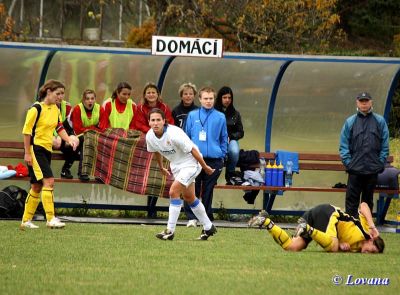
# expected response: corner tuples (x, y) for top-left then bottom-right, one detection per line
(151, 36), (223, 58)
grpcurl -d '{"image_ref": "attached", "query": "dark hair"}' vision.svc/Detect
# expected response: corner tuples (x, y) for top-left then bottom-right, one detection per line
(111, 82), (132, 100)
(373, 236), (385, 253)
(148, 108), (168, 126)
(38, 79), (65, 101)
(142, 82), (162, 104)
(215, 86), (235, 113)
(82, 89), (96, 102)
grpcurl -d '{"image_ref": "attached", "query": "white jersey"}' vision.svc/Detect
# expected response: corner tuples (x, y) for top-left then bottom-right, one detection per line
(146, 124), (199, 172)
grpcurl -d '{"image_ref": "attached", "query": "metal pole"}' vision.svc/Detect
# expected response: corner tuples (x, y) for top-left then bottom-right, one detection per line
(20, 0), (24, 24)
(139, 0), (142, 26)
(39, 0), (43, 38)
(119, 0), (122, 40)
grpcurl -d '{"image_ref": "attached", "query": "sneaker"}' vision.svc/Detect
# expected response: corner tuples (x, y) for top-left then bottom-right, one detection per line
(198, 224), (217, 240)
(79, 174), (90, 182)
(156, 229), (174, 240)
(20, 220), (39, 230)
(61, 168), (73, 179)
(46, 217), (65, 229)
(294, 217), (311, 239)
(186, 219), (198, 228)
(248, 210), (269, 228)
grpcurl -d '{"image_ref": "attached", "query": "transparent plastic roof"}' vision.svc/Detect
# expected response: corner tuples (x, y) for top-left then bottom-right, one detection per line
(1, 42), (400, 152)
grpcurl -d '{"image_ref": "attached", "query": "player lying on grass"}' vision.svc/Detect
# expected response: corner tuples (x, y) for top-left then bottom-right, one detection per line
(146, 108), (217, 241)
(248, 202), (384, 253)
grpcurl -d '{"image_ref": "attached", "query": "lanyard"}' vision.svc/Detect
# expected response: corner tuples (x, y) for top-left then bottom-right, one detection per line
(199, 108), (213, 129)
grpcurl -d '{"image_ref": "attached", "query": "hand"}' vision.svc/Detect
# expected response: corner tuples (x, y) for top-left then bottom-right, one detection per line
(204, 165), (215, 175)
(68, 135), (79, 151)
(24, 153), (32, 166)
(369, 226), (379, 239)
(339, 242), (350, 252)
(161, 167), (171, 176)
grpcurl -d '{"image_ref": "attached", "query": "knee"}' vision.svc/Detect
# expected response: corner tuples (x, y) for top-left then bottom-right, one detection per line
(43, 178), (55, 188)
(31, 183), (42, 193)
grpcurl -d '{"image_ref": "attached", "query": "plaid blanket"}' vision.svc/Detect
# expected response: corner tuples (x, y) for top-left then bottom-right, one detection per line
(81, 129), (172, 198)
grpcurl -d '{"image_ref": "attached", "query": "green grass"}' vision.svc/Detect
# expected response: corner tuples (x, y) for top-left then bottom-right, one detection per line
(0, 221), (399, 295)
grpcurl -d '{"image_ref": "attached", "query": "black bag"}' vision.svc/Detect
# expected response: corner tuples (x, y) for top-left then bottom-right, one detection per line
(0, 185), (28, 218)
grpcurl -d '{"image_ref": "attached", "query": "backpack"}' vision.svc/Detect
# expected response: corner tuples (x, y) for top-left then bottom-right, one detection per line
(0, 185), (28, 218)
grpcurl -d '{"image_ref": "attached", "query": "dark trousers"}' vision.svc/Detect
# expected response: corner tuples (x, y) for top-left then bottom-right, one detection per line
(184, 158), (223, 221)
(345, 173), (378, 218)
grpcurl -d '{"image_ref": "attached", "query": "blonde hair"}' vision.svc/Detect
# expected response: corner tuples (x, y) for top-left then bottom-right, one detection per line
(178, 82), (197, 98)
(198, 86), (215, 99)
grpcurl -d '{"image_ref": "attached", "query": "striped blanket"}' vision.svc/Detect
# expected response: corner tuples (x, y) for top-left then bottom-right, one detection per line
(81, 129), (172, 198)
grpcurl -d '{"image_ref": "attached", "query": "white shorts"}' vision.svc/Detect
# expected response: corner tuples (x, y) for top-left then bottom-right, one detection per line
(172, 164), (202, 188)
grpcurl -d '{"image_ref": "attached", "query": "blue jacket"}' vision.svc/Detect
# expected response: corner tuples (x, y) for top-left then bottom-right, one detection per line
(339, 111), (389, 174)
(185, 107), (228, 159)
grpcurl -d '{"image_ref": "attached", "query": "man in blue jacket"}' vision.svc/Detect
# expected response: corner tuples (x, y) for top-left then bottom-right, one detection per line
(184, 86), (228, 224)
(339, 92), (389, 218)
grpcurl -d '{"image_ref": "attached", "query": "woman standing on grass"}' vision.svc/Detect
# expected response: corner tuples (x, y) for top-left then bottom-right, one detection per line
(21, 79), (78, 230)
(146, 108), (217, 240)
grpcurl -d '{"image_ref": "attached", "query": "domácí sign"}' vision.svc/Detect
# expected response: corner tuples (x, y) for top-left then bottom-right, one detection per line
(152, 36), (223, 58)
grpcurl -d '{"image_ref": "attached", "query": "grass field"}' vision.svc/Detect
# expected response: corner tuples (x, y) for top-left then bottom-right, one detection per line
(0, 221), (399, 295)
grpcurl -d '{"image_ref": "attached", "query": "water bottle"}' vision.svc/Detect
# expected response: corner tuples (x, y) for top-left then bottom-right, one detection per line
(259, 158), (266, 179)
(265, 161), (272, 186)
(277, 161), (284, 187)
(397, 211), (400, 234)
(285, 159), (293, 187)
(271, 161), (278, 187)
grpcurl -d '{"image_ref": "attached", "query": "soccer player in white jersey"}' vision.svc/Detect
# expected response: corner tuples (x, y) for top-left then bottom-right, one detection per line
(146, 108), (217, 240)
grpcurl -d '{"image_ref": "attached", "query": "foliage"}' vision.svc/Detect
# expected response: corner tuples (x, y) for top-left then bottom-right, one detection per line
(125, 19), (156, 48)
(0, 3), (16, 41)
(141, 0), (346, 53)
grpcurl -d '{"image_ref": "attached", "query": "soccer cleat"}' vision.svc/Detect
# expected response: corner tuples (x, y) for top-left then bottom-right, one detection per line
(46, 217), (66, 229)
(248, 210), (269, 228)
(20, 220), (39, 230)
(156, 229), (175, 240)
(294, 217), (311, 239)
(198, 224), (217, 240)
(61, 168), (73, 179)
(186, 219), (198, 228)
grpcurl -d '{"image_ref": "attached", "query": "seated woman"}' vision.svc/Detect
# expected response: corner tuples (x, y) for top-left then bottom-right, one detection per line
(70, 89), (106, 181)
(135, 82), (174, 133)
(103, 82), (137, 130)
(172, 82), (198, 129)
(135, 82), (174, 217)
(214, 86), (244, 184)
(52, 86), (80, 179)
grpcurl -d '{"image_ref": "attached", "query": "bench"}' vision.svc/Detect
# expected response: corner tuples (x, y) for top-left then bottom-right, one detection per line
(1, 141), (398, 224)
(215, 152), (399, 225)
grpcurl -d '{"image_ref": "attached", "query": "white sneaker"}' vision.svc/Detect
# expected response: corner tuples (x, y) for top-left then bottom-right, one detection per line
(20, 220), (39, 230)
(46, 217), (65, 229)
(186, 219), (198, 227)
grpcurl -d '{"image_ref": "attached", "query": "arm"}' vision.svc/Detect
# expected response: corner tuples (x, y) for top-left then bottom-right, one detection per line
(129, 103), (137, 130)
(23, 134), (32, 166)
(71, 106), (86, 135)
(135, 107), (150, 133)
(359, 202), (379, 239)
(379, 119), (389, 164)
(230, 112), (244, 140)
(155, 152), (170, 176)
(191, 147), (215, 175)
(339, 120), (351, 167)
(104, 101), (112, 129)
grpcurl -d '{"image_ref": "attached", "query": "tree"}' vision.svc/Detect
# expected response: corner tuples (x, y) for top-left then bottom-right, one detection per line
(139, 0), (345, 53)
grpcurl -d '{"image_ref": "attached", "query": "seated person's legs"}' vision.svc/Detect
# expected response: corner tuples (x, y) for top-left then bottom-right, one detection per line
(225, 140), (240, 182)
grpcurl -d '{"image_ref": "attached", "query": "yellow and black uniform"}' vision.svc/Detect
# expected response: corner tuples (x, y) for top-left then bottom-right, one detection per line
(301, 204), (371, 251)
(22, 102), (64, 182)
(21, 102), (64, 223)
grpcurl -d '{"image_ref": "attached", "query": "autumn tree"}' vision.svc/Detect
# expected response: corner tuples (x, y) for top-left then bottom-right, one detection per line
(137, 0), (345, 53)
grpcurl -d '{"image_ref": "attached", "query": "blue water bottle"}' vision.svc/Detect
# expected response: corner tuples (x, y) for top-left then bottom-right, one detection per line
(277, 162), (284, 187)
(265, 161), (272, 186)
(271, 161), (278, 186)
(285, 159), (293, 187)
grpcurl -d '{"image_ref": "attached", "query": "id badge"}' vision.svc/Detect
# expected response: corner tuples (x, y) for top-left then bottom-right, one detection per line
(199, 130), (207, 141)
